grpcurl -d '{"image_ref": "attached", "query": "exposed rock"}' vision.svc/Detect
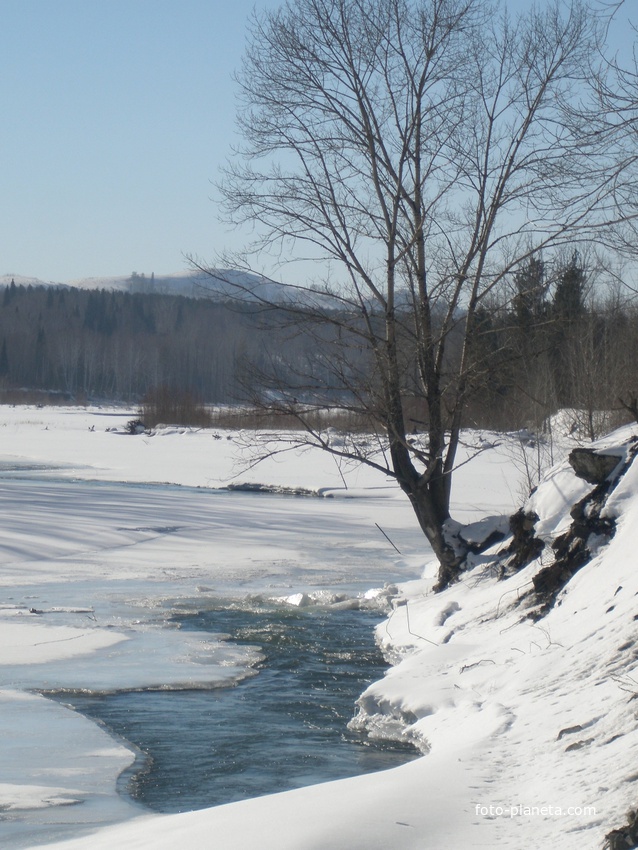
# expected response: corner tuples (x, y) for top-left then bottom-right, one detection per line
(568, 447), (623, 484)
(557, 725), (583, 740)
(125, 418), (146, 435)
(532, 439), (638, 617)
(459, 515), (509, 554)
(604, 809), (638, 850)
(499, 509), (544, 575)
(532, 485), (614, 610)
(225, 482), (318, 497)
(564, 738), (594, 752)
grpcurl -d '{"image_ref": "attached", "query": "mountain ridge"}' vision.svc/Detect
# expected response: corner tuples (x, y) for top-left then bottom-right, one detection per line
(0, 269), (289, 302)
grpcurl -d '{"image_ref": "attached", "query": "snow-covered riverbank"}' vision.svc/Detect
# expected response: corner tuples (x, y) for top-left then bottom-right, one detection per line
(2, 406), (636, 848)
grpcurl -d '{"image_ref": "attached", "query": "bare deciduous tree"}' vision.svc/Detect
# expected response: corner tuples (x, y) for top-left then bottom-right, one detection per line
(213, 0), (630, 589)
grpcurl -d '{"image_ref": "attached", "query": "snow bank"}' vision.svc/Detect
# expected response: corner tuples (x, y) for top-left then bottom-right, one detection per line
(349, 423), (638, 848)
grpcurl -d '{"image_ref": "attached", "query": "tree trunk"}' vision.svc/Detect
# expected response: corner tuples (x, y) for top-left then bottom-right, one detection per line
(389, 431), (465, 590)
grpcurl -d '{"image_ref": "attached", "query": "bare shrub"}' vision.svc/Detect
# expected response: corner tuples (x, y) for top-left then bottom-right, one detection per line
(208, 405), (379, 433)
(140, 385), (213, 429)
(0, 389), (79, 406)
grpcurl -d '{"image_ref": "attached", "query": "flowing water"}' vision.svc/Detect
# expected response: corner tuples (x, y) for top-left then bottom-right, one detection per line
(56, 598), (417, 814)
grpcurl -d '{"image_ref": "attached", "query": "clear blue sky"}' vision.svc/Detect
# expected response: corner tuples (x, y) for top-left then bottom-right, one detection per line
(0, 0), (634, 283)
(0, 0), (279, 282)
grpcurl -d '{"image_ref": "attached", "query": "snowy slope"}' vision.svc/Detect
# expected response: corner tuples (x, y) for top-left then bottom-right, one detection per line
(0, 274), (54, 287)
(350, 424), (638, 848)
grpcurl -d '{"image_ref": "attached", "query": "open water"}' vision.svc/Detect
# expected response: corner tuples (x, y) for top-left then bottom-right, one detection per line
(57, 598), (417, 814)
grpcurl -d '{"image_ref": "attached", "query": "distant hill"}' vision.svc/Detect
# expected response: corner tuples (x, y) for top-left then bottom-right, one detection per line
(0, 269), (293, 303)
(0, 274), (52, 288)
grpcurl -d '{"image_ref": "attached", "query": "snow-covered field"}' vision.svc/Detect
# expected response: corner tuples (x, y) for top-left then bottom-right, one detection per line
(1, 405), (636, 848)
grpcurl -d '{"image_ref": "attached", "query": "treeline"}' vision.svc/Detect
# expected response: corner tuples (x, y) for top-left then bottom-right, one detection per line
(462, 253), (638, 438)
(0, 281), (302, 403)
(1, 258), (637, 440)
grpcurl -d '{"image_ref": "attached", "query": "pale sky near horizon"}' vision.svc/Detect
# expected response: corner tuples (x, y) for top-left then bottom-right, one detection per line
(0, 0), (635, 284)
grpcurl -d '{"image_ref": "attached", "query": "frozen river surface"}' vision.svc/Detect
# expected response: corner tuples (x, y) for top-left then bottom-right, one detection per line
(0, 407), (521, 849)
(0, 437), (427, 848)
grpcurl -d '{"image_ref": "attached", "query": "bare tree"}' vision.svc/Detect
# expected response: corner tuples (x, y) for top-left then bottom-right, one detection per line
(213, 0), (629, 589)
(593, 5), (638, 248)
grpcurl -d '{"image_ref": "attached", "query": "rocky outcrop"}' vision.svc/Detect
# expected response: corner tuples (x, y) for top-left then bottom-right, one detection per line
(568, 447), (623, 484)
(531, 438), (638, 617)
(604, 809), (638, 850)
(500, 509), (545, 574)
